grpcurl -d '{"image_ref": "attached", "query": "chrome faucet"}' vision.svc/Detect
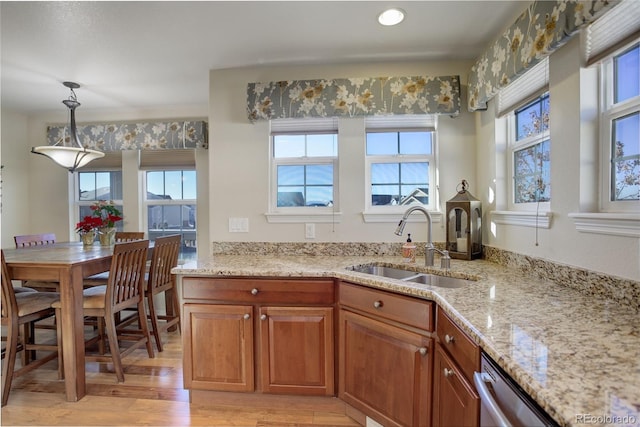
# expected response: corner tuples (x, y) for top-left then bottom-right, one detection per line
(395, 205), (450, 270)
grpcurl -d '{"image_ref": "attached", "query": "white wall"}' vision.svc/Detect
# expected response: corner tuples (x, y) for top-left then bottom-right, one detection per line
(476, 37), (639, 281)
(208, 60), (476, 247)
(1, 105), (208, 252)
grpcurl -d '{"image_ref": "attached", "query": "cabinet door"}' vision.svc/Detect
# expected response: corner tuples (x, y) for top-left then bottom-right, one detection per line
(259, 306), (334, 396)
(432, 344), (479, 427)
(183, 304), (254, 392)
(339, 310), (432, 427)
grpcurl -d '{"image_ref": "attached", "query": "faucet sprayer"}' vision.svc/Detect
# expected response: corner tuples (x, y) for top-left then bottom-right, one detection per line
(394, 205), (450, 270)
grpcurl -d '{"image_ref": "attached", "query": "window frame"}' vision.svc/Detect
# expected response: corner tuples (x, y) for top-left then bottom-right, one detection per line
(74, 169), (124, 231)
(268, 121), (339, 218)
(506, 92), (551, 212)
(364, 120), (438, 215)
(599, 41), (640, 213)
(142, 168), (198, 254)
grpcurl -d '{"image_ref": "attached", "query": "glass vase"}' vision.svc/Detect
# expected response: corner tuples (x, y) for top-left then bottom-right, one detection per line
(99, 227), (116, 246)
(80, 230), (96, 246)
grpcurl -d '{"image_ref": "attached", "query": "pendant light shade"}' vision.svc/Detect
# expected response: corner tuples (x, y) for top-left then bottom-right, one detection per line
(31, 81), (104, 172)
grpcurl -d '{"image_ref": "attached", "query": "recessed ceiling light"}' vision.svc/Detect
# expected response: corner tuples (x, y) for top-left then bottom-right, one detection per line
(378, 8), (405, 26)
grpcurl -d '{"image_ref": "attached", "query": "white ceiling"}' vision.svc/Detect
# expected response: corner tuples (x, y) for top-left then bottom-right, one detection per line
(0, 1), (527, 115)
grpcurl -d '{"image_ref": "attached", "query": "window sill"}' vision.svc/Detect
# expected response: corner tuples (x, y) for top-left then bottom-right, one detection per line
(568, 212), (640, 237)
(265, 211), (343, 224)
(362, 211), (443, 223)
(490, 210), (553, 228)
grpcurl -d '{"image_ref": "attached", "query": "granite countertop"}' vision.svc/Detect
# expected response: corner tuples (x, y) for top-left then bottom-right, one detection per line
(173, 254), (640, 427)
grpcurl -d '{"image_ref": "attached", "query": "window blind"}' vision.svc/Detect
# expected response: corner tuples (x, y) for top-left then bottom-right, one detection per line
(270, 117), (339, 134)
(83, 151), (122, 169)
(584, 0), (640, 66)
(497, 57), (549, 117)
(365, 114), (437, 131)
(139, 149), (196, 169)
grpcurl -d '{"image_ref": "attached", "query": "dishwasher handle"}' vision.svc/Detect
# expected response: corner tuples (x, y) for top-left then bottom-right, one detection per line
(474, 372), (512, 427)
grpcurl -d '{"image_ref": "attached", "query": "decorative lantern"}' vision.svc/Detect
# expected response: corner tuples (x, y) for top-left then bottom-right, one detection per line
(446, 180), (482, 260)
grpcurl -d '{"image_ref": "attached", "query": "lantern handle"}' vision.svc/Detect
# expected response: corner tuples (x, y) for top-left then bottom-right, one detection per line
(457, 179), (469, 193)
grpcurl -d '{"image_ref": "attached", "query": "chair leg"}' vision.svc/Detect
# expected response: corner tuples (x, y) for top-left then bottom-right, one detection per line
(147, 292), (163, 353)
(54, 308), (64, 380)
(2, 323), (19, 407)
(103, 314), (125, 383)
(138, 301), (155, 358)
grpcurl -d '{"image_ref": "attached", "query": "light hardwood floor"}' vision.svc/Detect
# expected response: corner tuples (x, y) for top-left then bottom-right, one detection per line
(1, 327), (359, 427)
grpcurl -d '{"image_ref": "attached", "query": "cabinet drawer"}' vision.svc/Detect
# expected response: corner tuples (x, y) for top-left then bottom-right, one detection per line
(339, 282), (433, 331)
(436, 308), (479, 382)
(182, 277), (335, 305)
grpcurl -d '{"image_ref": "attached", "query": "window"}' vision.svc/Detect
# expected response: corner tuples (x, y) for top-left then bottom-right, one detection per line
(511, 93), (551, 205)
(76, 171), (124, 231)
(365, 115), (436, 212)
(270, 118), (338, 213)
(145, 170), (197, 255)
(601, 42), (640, 211)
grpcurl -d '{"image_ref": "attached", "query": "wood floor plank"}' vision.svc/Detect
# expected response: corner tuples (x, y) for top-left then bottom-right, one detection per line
(1, 330), (359, 426)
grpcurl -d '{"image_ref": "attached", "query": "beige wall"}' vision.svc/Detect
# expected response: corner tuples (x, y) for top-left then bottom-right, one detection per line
(476, 37), (639, 281)
(208, 60), (476, 248)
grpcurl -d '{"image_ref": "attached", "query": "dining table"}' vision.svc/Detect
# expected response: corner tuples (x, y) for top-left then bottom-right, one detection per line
(3, 241), (141, 402)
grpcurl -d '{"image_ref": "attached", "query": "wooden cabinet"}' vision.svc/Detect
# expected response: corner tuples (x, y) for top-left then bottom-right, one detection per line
(339, 281), (434, 427)
(181, 277), (335, 396)
(183, 304), (254, 392)
(432, 307), (480, 427)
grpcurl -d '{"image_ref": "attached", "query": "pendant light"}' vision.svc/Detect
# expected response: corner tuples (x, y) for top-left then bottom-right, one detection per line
(31, 81), (104, 172)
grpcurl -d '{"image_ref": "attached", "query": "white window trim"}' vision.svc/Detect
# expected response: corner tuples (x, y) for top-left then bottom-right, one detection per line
(363, 115), (439, 222)
(491, 210), (553, 229)
(506, 110), (551, 212)
(265, 118), (340, 223)
(142, 170), (197, 232)
(598, 51), (640, 214)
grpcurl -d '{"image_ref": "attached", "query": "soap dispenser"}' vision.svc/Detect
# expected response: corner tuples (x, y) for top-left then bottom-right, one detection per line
(402, 233), (416, 263)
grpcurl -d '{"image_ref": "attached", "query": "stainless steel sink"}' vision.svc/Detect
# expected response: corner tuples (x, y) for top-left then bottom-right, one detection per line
(350, 265), (421, 280)
(405, 274), (470, 288)
(348, 264), (472, 288)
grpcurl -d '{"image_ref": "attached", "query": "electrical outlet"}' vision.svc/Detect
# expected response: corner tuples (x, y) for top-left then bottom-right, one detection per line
(228, 217), (249, 233)
(305, 223), (315, 239)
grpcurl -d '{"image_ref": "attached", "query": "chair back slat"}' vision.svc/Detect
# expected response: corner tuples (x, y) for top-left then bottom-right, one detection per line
(1, 251), (18, 322)
(106, 240), (149, 313)
(114, 232), (145, 242)
(148, 235), (181, 294)
(14, 233), (56, 248)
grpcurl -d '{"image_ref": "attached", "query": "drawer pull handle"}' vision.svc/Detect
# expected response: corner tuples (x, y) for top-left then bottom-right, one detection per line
(251, 288), (259, 295)
(373, 300), (383, 309)
(243, 313), (250, 320)
(444, 368), (454, 377)
(419, 347), (428, 356)
(260, 314), (267, 321)
(445, 334), (455, 344)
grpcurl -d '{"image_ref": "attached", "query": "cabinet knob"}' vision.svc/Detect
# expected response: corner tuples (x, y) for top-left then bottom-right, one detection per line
(243, 313), (250, 320)
(260, 314), (267, 321)
(373, 300), (383, 309)
(444, 368), (454, 377)
(419, 347), (428, 356)
(445, 334), (455, 344)
(251, 288), (259, 295)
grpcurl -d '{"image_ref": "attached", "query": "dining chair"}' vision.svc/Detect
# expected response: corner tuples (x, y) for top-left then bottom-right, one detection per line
(143, 234), (181, 352)
(13, 233), (60, 292)
(114, 231), (145, 242)
(54, 240), (154, 382)
(1, 251), (61, 406)
(84, 231), (146, 287)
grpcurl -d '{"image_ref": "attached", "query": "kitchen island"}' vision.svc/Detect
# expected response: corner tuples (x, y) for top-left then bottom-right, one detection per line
(173, 252), (640, 427)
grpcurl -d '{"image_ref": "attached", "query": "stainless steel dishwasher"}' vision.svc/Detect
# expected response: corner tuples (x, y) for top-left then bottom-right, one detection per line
(474, 353), (558, 427)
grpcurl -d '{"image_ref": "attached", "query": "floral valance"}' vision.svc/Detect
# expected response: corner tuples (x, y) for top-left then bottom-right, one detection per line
(46, 120), (208, 152)
(467, 0), (620, 112)
(247, 75), (460, 121)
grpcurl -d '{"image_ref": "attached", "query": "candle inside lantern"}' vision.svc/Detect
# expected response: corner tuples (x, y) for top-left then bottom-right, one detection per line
(456, 237), (467, 252)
